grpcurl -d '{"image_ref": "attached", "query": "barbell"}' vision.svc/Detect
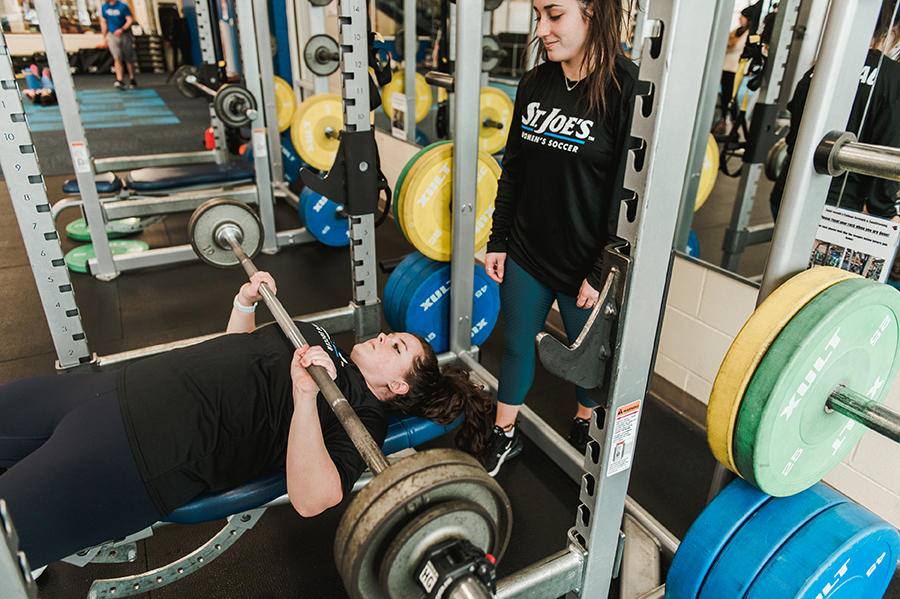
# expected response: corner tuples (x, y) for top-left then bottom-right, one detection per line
(707, 265), (900, 497)
(173, 65), (259, 129)
(187, 198), (512, 599)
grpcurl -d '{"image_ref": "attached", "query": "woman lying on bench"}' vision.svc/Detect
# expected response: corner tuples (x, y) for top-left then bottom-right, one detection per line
(0, 271), (492, 570)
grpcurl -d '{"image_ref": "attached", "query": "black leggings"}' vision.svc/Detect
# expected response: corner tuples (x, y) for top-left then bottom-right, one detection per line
(0, 372), (163, 569)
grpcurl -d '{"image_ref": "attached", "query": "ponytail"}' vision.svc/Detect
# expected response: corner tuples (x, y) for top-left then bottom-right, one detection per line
(381, 335), (493, 458)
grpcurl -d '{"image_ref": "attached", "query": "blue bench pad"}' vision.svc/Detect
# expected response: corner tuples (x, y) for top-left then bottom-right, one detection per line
(61, 172), (124, 195)
(162, 413), (460, 525)
(126, 163), (255, 192)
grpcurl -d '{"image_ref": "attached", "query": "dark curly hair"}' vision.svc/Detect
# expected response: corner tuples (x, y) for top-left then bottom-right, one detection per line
(381, 334), (493, 458)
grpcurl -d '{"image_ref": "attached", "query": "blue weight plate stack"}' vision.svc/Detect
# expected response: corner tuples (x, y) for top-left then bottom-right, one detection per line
(297, 186), (349, 247)
(243, 131), (315, 184)
(382, 253), (501, 353)
(744, 501), (899, 599)
(666, 478), (771, 599)
(697, 483), (850, 599)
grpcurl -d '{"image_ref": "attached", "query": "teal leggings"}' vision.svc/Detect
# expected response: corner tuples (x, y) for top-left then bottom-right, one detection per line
(497, 257), (596, 409)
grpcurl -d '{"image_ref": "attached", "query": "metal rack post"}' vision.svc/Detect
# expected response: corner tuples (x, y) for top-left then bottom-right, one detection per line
(0, 30), (93, 370)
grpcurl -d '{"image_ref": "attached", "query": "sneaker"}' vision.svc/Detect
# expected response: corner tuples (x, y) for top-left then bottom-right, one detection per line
(568, 417), (591, 454)
(482, 424), (522, 477)
(128, 79), (138, 89)
(114, 80), (124, 90)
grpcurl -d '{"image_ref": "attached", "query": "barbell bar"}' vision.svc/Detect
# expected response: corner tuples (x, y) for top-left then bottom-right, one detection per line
(814, 130), (900, 180)
(173, 65), (258, 129)
(187, 199), (512, 599)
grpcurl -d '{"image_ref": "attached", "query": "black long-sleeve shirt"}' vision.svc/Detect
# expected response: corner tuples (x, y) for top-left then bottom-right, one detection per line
(486, 58), (639, 295)
(771, 49), (900, 219)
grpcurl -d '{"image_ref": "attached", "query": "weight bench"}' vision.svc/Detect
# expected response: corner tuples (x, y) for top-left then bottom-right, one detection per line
(71, 412), (461, 597)
(60, 163), (256, 196)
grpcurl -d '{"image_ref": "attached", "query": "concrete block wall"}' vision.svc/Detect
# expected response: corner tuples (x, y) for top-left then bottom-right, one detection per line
(657, 255), (900, 528)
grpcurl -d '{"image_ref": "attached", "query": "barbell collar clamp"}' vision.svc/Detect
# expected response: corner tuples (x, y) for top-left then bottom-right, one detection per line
(826, 384), (900, 443)
(813, 130), (857, 177)
(216, 225), (391, 475)
(425, 71), (455, 92)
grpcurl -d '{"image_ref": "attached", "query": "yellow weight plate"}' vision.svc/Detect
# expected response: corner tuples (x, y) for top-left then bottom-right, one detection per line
(479, 87), (514, 155)
(707, 266), (857, 475)
(381, 72), (433, 124)
(395, 143), (454, 240)
(290, 93), (343, 171)
(696, 134), (718, 211)
(398, 143), (501, 261)
(273, 76), (296, 132)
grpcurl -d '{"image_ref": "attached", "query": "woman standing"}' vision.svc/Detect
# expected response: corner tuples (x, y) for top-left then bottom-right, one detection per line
(483, 0), (639, 475)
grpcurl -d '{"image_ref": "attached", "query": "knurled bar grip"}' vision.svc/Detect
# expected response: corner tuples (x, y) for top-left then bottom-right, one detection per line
(826, 385), (900, 443)
(220, 229), (391, 475)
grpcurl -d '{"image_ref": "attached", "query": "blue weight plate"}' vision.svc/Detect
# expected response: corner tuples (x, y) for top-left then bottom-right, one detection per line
(280, 131), (302, 183)
(698, 482), (851, 599)
(665, 478), (771, 599)
(397, 260), (447, 348)
(383, 252), (426, 331)
(385, 253), (434, 333)
(297, 186), (315, 225)
(687, 230), (699, 258)
(393, 258), (442, 335)
(745, 501), (900, 599)
(304, 190), (350, 247)
(401, 263), (500, 354)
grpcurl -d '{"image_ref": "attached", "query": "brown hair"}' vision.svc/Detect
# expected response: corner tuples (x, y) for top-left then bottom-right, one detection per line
(525, 0), (634, 120)
(381, 335), (493, 458)
(873, 0), (900, 50)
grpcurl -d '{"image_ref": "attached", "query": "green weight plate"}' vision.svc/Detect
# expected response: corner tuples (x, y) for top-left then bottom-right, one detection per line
(734, 277), (900, 496)
(64, 240), (150, 274)
(66, 217), (141, 241)
(393, 141), (452, 239)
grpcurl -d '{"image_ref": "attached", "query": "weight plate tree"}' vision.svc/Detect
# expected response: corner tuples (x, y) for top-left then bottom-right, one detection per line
(187, 199), (512, 599)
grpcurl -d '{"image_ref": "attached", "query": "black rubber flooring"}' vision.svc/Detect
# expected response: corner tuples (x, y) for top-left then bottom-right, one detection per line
(0, 74), (897, 599)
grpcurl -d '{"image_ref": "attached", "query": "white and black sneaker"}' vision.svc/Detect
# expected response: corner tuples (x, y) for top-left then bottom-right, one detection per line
(482, 424), (522, 477)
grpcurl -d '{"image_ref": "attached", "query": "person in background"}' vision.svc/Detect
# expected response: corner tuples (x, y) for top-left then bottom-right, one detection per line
(99, 0), (138, 90)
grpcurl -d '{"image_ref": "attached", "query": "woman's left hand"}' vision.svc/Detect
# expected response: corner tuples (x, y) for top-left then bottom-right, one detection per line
(576, 279), (600, 310)
(290, 345), (337, 400)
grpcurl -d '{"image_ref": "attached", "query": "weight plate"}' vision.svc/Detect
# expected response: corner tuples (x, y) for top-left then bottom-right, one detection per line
(686, 230), (699, 258)
(765, 137), (788, 182)
(297, 186), (315, 226)
(734, 277), (900, 496)
(384, 252), (431, 333)
(214, 84), (257, 129)
(303, 188), (349, 247)
(66, 217), (141, 241)
(665, 477), (771, 599)
(479, 87), (513, 155)
(392, 29), (406, 61)
(381, 72), (433, 124)
(707, 266), (856, 475)
(309, 0), (332, 5)
(188, 198), (263, 268)
(388, 253), (438, 332)
(393, 141), (453, 239)
(379, 500), (498, 599)
(174, 65), (204, 99)
(484, 0), (504, 10)
(395, 260), (444, 338)
(397, 144), (501, 261)
(304, 34), (341, 77)
(698, 482), (850, 599)
(279, 131), (305, 183)
(745, 501), (900, 599)
(415, 128), (430, 147)
(334, 449), (512, 599)
(400, 262), (500, 354)
(482, 35), (502, 72)
(64, 240), (150, 274)
(695, 134), (718, 211)
(273, 76), (296, 132)
(291, 93), (343, 171)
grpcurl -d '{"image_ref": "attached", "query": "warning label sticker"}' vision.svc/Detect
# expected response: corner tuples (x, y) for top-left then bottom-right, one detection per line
(70, 142), (90, 174)
(607, 400), (641, 477)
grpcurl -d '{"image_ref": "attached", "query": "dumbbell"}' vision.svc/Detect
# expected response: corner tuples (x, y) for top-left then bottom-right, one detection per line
(173, 65), (258, 129)
(187, 198), (512, 599)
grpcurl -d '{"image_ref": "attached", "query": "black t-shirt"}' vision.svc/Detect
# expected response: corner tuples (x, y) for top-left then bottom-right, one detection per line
(771, 49), (900, 218)
(117, 321), (387, 516)
(487, 57), (639, 295)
